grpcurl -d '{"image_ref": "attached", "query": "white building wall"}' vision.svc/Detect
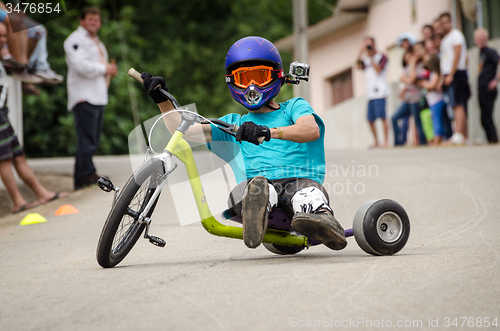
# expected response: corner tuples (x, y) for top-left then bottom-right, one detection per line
(309, 0), (451, 114)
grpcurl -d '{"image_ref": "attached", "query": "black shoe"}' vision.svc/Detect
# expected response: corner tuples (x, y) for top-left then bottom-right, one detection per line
(291, 212), (347, 250)
(75, 173), (101, 191)
(242, 176), (269, 249)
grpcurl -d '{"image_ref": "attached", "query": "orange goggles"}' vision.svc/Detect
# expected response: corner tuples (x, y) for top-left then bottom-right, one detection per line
(226, 65), (283, 89)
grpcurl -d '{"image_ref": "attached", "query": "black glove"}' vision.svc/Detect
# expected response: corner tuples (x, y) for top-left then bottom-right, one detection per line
(235, 121), (271, 145)
(141, 72), (169, 104)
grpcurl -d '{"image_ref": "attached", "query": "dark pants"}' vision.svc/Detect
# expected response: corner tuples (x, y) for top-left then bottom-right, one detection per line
(478, 88), (498, 143)
(73, 102), (104, 187)
(228, 177), (329, 219)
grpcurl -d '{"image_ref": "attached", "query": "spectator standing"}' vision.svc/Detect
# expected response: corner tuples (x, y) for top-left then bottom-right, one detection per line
(432, 18), (444, 37)
(474, 28), (499, 144)
(356, 37), (389, 148)
(391, 43), (428, 146)
(432, 33), (443, 52)
(421, 25), (434, 41)
(439, 12), (471, 145)
(0, 23), (67, 212)
(396, 33), (417, 146)
(64, 7), (117, 190)
(424, 38), (438, 55)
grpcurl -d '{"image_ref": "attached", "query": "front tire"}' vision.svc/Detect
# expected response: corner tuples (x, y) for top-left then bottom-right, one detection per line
(96, 159), (164, 268)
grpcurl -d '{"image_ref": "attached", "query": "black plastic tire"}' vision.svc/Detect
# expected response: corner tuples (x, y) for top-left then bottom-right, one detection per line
(352, 199), (410, 256)
(263, 243), (304, 255)
(96, 159), (164, 268)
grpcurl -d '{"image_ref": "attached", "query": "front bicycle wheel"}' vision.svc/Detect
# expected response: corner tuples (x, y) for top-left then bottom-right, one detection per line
(96, 158), (165, 268)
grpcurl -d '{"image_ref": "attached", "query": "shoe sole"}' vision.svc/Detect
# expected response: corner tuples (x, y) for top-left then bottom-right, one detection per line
(40, 78), (64, 85)
(292, 215), (347, 250)
(11, 74), (43, 84)
(242, 176), (269, 249)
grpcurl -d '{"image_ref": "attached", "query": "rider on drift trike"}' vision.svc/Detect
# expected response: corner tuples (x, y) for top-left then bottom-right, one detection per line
(141, 36), (347, 251)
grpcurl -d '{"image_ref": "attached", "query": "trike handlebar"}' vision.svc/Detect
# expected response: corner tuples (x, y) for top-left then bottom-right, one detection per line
(127, 68), (143, 83)
(128, 68), (183, 110)
(128, 68), (264, 144)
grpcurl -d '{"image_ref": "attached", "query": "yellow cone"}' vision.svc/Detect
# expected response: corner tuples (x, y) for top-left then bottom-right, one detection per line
(20, 213), (47, 225)
(55, 204), (79, 216)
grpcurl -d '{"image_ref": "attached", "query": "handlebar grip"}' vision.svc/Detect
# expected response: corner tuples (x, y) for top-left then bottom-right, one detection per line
(232, 125), (265, 144)
(128, 68), (143, 83)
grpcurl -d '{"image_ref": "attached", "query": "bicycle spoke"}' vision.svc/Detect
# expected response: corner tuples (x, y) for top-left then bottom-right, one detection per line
(110, 170), (160, 255)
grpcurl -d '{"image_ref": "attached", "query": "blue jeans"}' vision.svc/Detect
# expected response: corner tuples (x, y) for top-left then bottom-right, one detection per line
(430, 100), (446, 137)
(399, 115), (410, 145)
(73, 102), (104, 187)
(391, 102), (427, 146)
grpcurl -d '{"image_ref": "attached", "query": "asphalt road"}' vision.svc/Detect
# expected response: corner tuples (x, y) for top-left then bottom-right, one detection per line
(0, 145), (499, 331)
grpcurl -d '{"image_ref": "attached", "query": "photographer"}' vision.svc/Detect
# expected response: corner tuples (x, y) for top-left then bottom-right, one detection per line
(356, 37), (389, 148)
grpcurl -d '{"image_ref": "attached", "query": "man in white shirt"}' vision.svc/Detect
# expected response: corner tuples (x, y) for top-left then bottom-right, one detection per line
(439, 12), (470, 144)
(64, 7), (117, 190)
(356, 37), (389, 148)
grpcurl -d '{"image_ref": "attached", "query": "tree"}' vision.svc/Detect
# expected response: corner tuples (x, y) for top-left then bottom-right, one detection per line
(22, 0), (336, 157)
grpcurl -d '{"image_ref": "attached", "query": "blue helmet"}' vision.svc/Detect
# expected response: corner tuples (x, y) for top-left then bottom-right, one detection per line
(225, 36), (284, 110)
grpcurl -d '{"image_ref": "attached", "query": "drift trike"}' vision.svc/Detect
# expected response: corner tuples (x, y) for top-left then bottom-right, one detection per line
(95, 68), (410, 268)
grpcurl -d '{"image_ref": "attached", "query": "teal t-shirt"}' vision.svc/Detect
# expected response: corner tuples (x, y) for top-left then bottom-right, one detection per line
(207, 97), (326, 185)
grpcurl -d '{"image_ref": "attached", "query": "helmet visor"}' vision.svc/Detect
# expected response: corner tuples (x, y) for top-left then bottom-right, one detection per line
(230, 65), (276, 89)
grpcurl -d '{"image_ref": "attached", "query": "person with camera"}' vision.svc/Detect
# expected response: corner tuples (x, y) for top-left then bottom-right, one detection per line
(356, 37), (389, 148)
(141, 36), (347, 251)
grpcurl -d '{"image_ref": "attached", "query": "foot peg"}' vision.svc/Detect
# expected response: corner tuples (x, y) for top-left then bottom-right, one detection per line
(146, 235), (166, 248)
(98, 176), (115, 192)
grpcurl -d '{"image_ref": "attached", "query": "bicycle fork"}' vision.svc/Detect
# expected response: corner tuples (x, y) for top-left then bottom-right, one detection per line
(139, 174), (169, 247)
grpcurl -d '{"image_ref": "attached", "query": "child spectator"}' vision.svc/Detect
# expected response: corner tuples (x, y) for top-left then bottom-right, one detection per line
(419, 54), (446, 145)
(425, 38), (438, 55)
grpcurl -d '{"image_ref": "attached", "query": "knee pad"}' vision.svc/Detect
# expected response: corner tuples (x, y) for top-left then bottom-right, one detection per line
(291, 187), (332, 214)
(268, 184), (278, 213)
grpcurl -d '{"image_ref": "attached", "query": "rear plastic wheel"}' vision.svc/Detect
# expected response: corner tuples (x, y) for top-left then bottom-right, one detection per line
(352, 199), (410, 256)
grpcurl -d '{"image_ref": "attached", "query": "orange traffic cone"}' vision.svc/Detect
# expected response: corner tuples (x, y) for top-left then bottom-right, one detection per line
(55, 205), (79, 216)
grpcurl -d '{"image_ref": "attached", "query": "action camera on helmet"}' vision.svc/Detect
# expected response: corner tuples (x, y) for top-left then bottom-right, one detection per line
(288, 61), (310, 81)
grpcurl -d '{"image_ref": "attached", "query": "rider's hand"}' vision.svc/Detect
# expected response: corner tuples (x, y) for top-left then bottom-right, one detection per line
(236, 121), (271, 145)
(141, 72), (169, 104)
